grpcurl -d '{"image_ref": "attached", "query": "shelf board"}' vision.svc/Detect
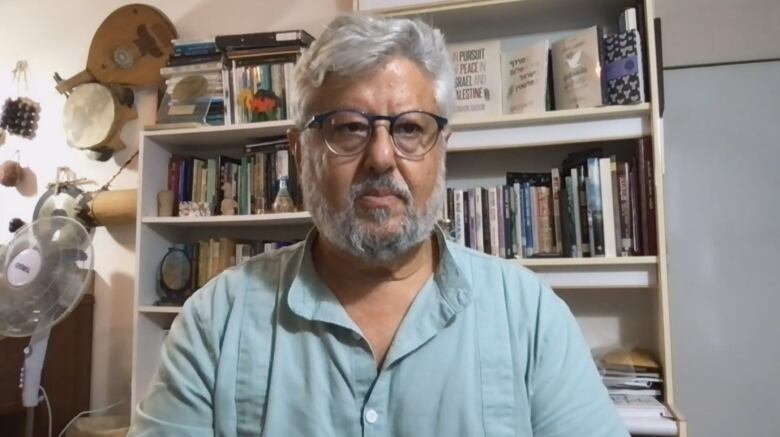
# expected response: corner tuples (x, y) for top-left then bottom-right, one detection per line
(141, 104), (650, 151)
(142, 212), (312, 227)
(138, 305), (182, 314)
(142, 119), (294, 149)
(519, 256), (657, 267)
(447, 104), (651, 152)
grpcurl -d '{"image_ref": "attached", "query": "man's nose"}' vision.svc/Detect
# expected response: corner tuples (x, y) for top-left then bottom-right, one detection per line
(361, 123), (396, 175)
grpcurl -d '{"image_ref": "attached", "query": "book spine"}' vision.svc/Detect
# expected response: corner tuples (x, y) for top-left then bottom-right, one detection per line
(463, 190), (472, 249)
(538, 187), (553, 254)
(503, 185), (514, 258)
(551, 168), (563, 254)
(570, 168), (583, 257)
(481, 188), (491, 255)
(488, 187), (499, 257)
(637, 137), (658, 255)
(454, 189), (465, 246)
(512, 183), (524, 258)
(562, 176), (575, 257)
(586, 157), (604, 256)
(522, 183), (533, 257)
(474, 188), (484, 253)
(610, 158), (623, 256)
(618, 162), (633, 256)
(577, 165), (590, 256)
(168, 156), (181, 216)
(599, 157), (617, 257)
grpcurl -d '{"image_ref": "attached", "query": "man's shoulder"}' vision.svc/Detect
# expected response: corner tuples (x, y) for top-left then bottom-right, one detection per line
(445, 242), (564, 328)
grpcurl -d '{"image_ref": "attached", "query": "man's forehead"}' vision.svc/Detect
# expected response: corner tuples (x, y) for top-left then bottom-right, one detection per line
(309, 57), (439, 113)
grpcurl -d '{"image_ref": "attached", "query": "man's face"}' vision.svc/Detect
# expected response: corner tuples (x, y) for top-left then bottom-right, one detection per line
(291, 56), (446, 261)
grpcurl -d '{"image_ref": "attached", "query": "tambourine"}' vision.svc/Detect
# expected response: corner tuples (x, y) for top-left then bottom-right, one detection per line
(61, 82), (137, 161)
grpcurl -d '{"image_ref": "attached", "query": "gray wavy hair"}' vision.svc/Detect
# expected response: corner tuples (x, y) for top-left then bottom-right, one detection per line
(291, 14), (455, 128)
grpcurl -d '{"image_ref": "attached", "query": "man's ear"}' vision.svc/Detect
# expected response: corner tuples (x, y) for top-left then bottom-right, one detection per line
(287, 128), (303, 175)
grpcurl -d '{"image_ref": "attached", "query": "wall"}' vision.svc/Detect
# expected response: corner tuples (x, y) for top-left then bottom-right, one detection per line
(0, 0), (350, 414)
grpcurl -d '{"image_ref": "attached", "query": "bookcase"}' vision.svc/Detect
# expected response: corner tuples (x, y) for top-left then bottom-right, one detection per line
(131, 0), (685, 434)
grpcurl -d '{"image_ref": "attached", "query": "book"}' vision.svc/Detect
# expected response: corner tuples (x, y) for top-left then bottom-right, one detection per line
(599, 157), (617, 257)
(551, 26), (606, 109)
(603, 29), (646, 105)
(449, 40), (503, 117)
(636, 137), (657, 255)
(501, 40), (551, 114)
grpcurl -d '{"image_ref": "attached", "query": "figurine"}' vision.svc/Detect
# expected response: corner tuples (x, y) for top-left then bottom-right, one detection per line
(220, 181), (237, 215)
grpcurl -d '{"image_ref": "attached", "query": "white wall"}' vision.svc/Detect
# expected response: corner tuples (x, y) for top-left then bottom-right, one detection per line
(0, 0), (350, 412)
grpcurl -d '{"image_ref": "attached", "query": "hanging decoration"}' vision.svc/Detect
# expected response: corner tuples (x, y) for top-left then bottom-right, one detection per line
(0, 61), (41, 140)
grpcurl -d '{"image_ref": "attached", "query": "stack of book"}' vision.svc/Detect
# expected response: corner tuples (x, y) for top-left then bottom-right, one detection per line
(158, 37), (226, 126)
(598, 349), (677, 436)
(167, 138), (301, 216)
(216, 30), (314, 125)
(444, 137), (657, 259)
(178, 238), (301, 291)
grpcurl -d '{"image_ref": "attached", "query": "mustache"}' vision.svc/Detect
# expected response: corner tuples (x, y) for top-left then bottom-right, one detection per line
(349, 175), (412, 206)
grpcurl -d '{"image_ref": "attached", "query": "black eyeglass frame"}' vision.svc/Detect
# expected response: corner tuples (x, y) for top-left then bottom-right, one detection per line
(305, 109), (449, 158)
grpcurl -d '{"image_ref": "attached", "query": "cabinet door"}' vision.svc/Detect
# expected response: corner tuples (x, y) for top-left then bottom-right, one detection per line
(664, 61), (780, 437)
(655, 0), (780, 67)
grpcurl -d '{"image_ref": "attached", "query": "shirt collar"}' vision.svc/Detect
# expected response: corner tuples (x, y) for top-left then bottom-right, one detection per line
(285, 225), (475, 329)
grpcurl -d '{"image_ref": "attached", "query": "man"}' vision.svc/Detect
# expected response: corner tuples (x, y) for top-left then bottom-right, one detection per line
(130, 14), (629, 437)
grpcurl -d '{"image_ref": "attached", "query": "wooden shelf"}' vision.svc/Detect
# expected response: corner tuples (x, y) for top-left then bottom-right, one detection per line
(519, 256), (657, 267)
(448, 104), (650, 152)
(142, 212), (312, 227)
(142, 119), (294, 149)
(141, 105), (650, 152)
(138, 305), (182, 314)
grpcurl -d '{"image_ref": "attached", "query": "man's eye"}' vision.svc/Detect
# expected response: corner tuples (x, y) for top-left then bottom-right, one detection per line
(395, 122), (423, 135)
(336, 122), (369, 134)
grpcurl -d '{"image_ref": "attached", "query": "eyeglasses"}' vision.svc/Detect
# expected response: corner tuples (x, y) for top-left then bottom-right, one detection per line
(306, 109), (448, 159)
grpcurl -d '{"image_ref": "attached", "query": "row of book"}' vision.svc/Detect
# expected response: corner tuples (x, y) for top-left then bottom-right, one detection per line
(450, 6), (647, 117)
(177, 238), (300, 291)
(444, 137), (657, 258)
(155, 30), (314, 127)
(167, 138), (301, 216)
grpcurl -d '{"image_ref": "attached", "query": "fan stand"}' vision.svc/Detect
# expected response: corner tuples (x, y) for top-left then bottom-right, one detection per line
(21, 326), (52, 437)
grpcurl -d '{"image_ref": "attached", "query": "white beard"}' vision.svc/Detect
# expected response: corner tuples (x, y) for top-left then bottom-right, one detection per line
(299, 138), (445, 263)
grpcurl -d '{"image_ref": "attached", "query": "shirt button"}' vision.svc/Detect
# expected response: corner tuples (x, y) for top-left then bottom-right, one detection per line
(365, 408), (378, 424)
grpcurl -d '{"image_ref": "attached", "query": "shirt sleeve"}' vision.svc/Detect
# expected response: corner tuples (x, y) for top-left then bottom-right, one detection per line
(128, 288), (218, 437)
(529, 284), (630, 437)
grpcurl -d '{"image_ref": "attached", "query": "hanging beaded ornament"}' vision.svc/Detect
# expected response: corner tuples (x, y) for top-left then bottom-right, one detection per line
(0, 61), (41, 140)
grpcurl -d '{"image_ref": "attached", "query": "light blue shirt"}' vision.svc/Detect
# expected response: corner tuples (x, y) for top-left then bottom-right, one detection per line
(130, 228), (628, 436)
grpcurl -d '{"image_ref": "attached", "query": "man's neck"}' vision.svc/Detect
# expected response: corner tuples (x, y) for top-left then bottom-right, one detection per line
(311, 231), (438, 302)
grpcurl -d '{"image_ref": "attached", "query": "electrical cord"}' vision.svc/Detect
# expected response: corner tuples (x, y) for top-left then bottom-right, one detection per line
(56, 395), (128, 437)
(39, 386), (52, 437)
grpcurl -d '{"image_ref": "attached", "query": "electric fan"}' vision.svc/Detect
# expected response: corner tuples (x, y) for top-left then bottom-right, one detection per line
(0, 216), (94, 437)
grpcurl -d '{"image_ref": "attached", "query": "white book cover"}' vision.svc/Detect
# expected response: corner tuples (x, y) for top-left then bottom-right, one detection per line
(474, 188), (484, 253)
(501, 40), (550, 114)
(488, 187), (499, 257)
(599, 157), (617, 257)
(551, 26), (605, 109)
(454, 189), (465, 246)
(449, 40), (502, 117)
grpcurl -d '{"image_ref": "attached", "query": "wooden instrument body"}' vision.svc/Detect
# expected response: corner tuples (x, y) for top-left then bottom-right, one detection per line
(87, 189), (137, 226)
(55, 4), (177, 94)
